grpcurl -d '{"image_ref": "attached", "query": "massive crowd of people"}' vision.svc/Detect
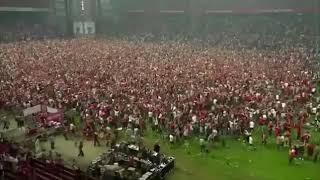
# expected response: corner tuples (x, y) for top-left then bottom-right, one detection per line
(0, 37), (319, 150)
(0, 24), (60, 43)
(0, 9), (318, 180)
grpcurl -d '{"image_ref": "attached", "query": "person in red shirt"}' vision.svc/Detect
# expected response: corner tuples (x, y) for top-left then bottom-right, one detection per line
(275, 124), (281, 137)
(268, 121), (274, 136)
(139, 119), (145, 132)
(199, 110), (207, 121)
(286, 112), (293, 127)
(258, 116), (266, 126)
(284, 130), (291, 147)
(170, 122), (176, 133)
(283, 121), (291, 132)
(295, 121), (302, 140)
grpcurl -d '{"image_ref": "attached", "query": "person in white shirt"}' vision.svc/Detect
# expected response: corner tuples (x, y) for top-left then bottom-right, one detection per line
(114, 109), (119, 117)
(248, 135), (256, 151)
(35, 138), (41, 153)
(212, 129), (218, 138)
(249, 120), (255, 132)
(148, 111), (153, 123)
(316, 120), (320, 131)
(134, 117), (140, 128)
(200, 138), (206, 153)
(277, 135), (285, 150)
(199, 125), (204, 135)
(229, 120), (234, 135)
(134, 128), (139, 136)
(208, 129), (217, 143)
(169, 134), (174, 148)
(249, 136), (253, 146)
(191, 115), (197, 124)
(183, 126), (189, 138)
(153, 117), (158, 131)
(244, 129), (251, 143)
(70, 123), (75, 134)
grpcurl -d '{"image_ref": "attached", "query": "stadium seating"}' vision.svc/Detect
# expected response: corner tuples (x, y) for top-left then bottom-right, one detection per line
(2, 158), (94, 180)
(31, 159), (76, 180)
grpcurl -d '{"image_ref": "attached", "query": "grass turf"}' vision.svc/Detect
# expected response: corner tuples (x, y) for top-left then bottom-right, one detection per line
(143, 130), (320, 180)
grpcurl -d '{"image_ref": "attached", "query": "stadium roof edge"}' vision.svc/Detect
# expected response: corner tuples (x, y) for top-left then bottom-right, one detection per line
(205, 8), (320, 14)
(126, 8), (320, 14)
(0, 7), (50, 12)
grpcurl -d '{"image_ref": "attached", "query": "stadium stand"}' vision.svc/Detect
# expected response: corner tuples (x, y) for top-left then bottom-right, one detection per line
(0, 0), (50, 9)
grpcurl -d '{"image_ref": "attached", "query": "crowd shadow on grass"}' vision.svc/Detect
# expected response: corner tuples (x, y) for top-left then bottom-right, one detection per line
(173, 166), (193, 176)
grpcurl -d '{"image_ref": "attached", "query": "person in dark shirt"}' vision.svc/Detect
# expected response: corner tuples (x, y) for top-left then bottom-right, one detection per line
(49, 136), (55, 150)
(78, 141), (84, 157)
(0, 161), (4, 178)
(154, 142), (160, 153)
(93, 131), (100, 147)
(63, 127), (68, 140)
